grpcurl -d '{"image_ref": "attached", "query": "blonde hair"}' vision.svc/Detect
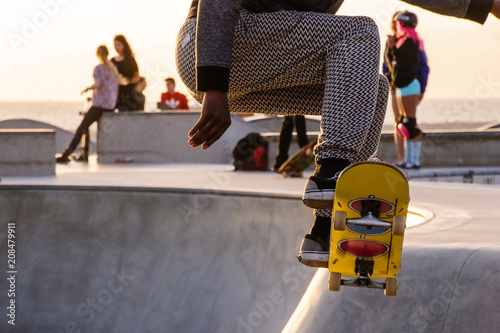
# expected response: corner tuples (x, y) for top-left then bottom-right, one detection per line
(96, 45), (122, 82)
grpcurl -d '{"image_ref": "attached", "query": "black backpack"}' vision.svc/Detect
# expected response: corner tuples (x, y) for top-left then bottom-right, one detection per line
(232, 132), (269, 171)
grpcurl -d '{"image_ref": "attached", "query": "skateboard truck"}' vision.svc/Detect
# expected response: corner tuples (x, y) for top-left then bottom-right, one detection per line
(339, 259), (386, 289)
(347, 212), (392, 229)
(354, 259), (377, 287)
(354, 259), (374, 286)
(360, 200), (381, 218)
(355, 258), (373, 276)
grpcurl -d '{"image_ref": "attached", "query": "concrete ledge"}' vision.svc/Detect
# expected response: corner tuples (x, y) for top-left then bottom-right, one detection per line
(404, 167), (500, 184)
(0, 118), (96, 155)
(379, 129), (500, 167)
(263, 129), (500, 168)
(96, 110), (500, 167)
(97, 111), (262, 164)
(0, 129), (55, 176)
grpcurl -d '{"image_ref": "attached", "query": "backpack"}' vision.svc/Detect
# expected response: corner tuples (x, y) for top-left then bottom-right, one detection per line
(232, 132), (269, 171)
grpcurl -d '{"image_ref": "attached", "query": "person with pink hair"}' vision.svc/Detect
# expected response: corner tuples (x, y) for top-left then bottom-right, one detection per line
(385, 11), (424, 169)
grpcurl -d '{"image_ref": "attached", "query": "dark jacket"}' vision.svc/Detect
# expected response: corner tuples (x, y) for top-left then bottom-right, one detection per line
(387, 38), (420, 89)
(383, 45), (429, 93)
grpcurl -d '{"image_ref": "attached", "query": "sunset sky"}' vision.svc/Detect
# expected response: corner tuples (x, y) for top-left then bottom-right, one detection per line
(2, 0), (500, 103)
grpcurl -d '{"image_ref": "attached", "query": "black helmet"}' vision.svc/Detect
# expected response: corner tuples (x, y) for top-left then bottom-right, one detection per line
(396, 11), (418, 28)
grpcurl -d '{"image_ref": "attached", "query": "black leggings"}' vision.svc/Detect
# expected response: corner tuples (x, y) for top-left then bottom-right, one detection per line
(63, 106), (112, 156)
(274, 116), (309, 169)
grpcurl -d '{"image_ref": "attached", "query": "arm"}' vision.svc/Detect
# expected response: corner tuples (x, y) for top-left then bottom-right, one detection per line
(417, 50), (430, 96)
(127, 58), (140, 84)
(188, 0), (240, 149)
(81, 83), (101, 95)
(82, 66), (103, 94)
(195, 0), (241, 91)
(128, 73), (141, 84)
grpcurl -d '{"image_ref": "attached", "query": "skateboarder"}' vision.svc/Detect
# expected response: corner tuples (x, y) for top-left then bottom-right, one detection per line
(177, 0), (500, 268)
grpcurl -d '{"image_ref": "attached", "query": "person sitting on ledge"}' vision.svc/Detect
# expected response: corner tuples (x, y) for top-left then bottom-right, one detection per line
(56, 45), (120, 163)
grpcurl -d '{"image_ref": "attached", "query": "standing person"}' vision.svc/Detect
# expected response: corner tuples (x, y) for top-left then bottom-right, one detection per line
(383, 11), (429, 169)
(160, 77), (189, 110)
(56, 45), (119, 163)
(272, 116), (310, 173)
(385, 11), (424, 169)
(112, 34), (141, 111)
(177, 0), (499, 268)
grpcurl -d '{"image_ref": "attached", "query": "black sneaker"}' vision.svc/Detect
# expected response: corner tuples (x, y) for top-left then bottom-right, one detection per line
(55, 154), (70, 164)
(297, 234), (329, 268)
(404, 163), (420, 170)
(302, 174), (339, 209)
(394, 160), (407, 169)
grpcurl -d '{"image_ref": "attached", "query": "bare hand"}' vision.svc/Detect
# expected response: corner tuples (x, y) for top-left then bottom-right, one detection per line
(188, 90), (232, 150)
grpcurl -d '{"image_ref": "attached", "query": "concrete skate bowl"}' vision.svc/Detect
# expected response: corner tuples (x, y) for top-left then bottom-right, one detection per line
(1, 185), (499, 333)
(0, 185), (316, 333)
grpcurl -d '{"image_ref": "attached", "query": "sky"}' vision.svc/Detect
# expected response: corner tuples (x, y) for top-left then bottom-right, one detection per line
(2, 0), (500, 103)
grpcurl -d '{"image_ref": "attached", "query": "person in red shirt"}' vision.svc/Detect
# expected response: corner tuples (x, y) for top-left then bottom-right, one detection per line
(160, 77), (189, 110)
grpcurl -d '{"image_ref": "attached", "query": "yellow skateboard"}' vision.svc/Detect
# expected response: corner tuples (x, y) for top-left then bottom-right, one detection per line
(328, 161), (409, 296)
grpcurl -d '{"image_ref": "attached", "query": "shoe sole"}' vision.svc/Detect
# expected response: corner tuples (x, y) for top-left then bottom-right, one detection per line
(297, 252), (329, 268)
(302, 199), (334, 210)
(302, 190), (335, 210)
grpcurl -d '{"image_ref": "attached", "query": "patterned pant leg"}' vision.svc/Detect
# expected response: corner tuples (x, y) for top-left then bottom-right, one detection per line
(176, 18), (204, 103)
(176, 11), (381, 163)
(316, 74), (389, 219)
(351, 74), (390, 163)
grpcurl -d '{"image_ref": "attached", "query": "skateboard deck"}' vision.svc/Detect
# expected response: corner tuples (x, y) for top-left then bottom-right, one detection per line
(277, 141), (315, 177)
(328, 161), (409, 296)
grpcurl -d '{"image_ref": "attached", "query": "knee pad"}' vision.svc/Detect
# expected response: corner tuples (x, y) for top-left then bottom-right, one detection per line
(397, 117), (421, 139)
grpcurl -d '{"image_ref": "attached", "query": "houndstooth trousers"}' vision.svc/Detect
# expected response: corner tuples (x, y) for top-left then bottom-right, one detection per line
(176, 10), (389, 218)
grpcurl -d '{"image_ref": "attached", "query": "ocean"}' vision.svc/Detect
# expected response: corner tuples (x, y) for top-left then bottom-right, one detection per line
(0, 98), (499, 132)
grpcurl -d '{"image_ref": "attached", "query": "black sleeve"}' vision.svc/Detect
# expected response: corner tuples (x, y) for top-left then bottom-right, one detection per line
(465, 0), (494, 23)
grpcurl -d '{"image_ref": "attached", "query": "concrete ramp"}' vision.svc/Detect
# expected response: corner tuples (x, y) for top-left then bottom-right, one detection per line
(283, 244), (500, 333)
(0, 186), (315, 333)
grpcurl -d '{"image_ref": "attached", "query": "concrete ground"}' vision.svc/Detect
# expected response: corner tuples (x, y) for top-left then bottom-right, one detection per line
(0, 159), (499, 332)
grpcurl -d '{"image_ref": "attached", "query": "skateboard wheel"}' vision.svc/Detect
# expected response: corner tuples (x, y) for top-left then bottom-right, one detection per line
(384, 277), (398, 296)
(392, 215), (406, 236)
(329, 272), (342, 292)
(333, 211), (347, 231)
